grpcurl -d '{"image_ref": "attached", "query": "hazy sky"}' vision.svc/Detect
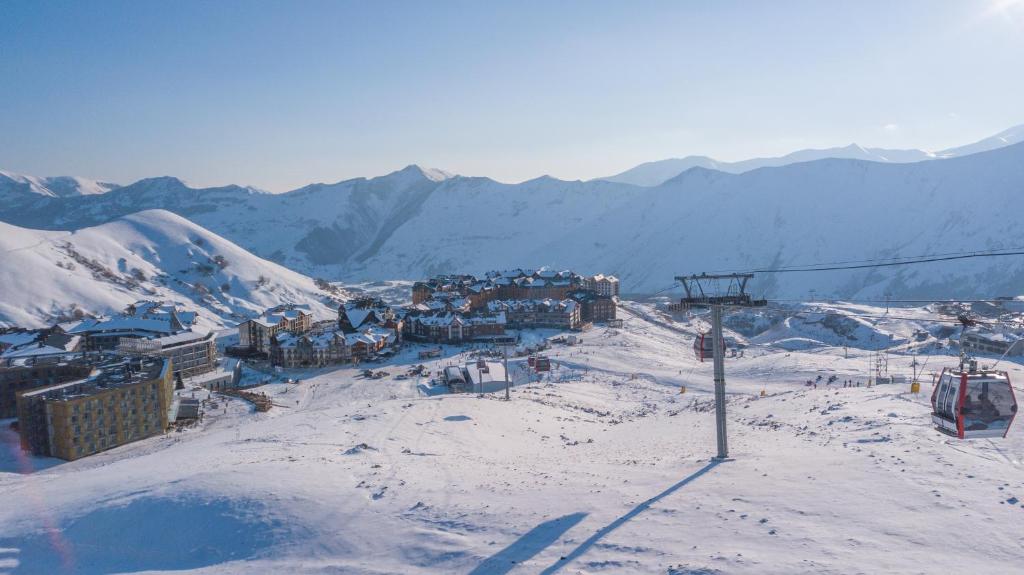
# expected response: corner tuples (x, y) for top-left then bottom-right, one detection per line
(1, 0), (1022, 191)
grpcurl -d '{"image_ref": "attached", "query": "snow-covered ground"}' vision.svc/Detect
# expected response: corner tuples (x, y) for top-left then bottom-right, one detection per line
(1, 303), (1022, 574)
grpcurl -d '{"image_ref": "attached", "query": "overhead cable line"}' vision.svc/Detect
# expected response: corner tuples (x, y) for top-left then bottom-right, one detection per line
(710, 246), (1024, 274)
(746, 248), (1024, 274)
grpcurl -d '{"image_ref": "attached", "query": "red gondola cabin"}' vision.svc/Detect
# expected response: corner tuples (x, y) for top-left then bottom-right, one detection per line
(931, 360), (1017, 439)
(693, 333), (725, 363)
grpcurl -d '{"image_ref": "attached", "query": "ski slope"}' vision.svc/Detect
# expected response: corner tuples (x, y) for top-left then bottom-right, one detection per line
(0, 209), (342, 328)
(1, 302), (1021, 574)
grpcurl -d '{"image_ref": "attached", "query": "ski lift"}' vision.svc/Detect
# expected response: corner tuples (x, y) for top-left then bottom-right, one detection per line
(693, 332), (725, 363)
(931, 358), (1018, 439)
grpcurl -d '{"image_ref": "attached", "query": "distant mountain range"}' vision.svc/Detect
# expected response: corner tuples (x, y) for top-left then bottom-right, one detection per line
(2, 124), (1023, 323)
(598, 123), (1024, 186)
(0, 170), (120, 199)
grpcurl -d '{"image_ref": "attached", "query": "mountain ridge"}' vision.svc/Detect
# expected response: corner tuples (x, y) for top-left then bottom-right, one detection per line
(599, 123), (1024, 186)
(2, 138), (1024, 301)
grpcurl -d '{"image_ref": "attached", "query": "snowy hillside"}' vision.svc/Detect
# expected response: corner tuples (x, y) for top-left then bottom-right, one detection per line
(601, 123), (1024, 186)
(0, 210), (343, 328)
(3, 140), (1024, 300)
(1, 302), (1021, 574)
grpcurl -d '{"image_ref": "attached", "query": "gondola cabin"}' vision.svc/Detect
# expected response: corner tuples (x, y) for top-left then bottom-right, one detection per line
(931, 360), (1017, 439)
(534, 356), (552, 372)
(693, 333), (725, 362)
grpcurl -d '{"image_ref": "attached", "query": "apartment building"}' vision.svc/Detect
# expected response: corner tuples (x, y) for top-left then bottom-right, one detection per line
(17, 356), (174, 461)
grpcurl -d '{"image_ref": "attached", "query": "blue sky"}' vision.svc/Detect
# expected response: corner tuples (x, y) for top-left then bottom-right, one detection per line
(1, 0), (1022, 191)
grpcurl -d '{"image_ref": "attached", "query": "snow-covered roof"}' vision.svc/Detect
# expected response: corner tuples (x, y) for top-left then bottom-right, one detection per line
(487, 299), (577, 314)
(21, 356), (168, 400)
(344, 308), (375, 329)
(1, 341), (78, 359)
(252, 306), (311, 327)
(463, 361), (506, 385)
(417, 313), (457, 327)
(66, 317), (176, 336)
(364, 325), (394, 338)
(3, 333), (83, 358)
(275, 332), (301, 347)
(0, 331), (38, 348)
(147, 329), (212, 348)
(274, 329), (337, 347)
(468, 313), (506, 325)
(963, 327), (1022, 344)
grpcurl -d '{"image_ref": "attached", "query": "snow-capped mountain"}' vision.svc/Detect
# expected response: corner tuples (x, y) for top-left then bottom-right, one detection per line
(0, 170), (120, 200)
(0, 164), (474, 275)
(935, 123), (1024, 158)
(2, 133), (1024, 302)
(349, 144), (1024, 299)
(0, 209), (343, 328)
(601, 123), (1024, 186)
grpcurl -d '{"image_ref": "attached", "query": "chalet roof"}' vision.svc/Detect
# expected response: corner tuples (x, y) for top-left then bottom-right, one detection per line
(343, 308), (377, 329)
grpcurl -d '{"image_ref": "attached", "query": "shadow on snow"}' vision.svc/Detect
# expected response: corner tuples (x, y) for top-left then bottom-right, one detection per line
(469, 513), (587, 575)
(540, 459), (722, 574)
(0, 495), (298, 574)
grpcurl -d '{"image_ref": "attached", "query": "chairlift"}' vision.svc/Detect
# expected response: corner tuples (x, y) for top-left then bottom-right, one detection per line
(931, 358), (1017, 439)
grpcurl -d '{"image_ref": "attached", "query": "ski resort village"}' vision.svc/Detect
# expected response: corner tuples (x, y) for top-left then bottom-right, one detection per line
(3, 144), (1024, 575)
(2, 249), (1024, 574)
(5, 4), (1024, 573)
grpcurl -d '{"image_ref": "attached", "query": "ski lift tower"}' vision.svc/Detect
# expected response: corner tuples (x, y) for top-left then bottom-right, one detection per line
(675, 273), (767, 460)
